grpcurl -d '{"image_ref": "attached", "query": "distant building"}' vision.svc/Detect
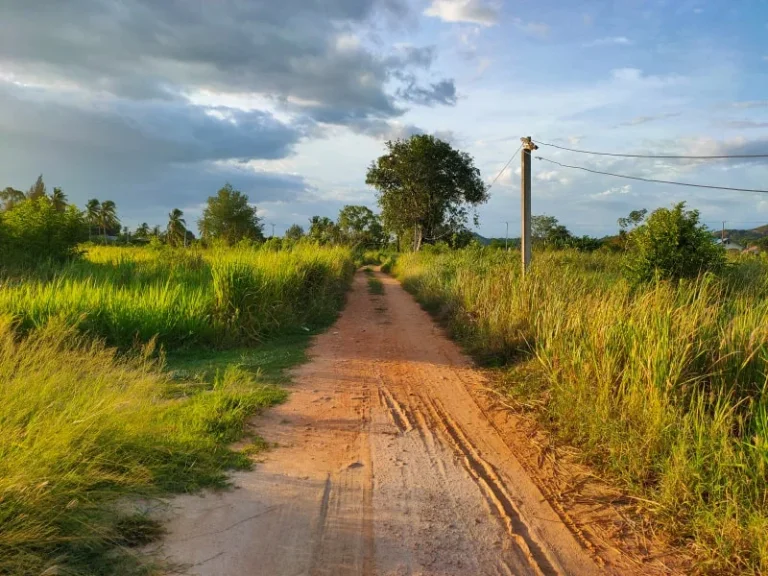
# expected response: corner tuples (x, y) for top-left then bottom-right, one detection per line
(716, 238), (743, 252)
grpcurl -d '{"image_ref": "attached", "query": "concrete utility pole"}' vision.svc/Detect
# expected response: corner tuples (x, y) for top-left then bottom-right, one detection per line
(504, 221), (510, 251)
(271, 223), (276, 238)
(722, 221), (726, 243)
(520, 136), (538, 274)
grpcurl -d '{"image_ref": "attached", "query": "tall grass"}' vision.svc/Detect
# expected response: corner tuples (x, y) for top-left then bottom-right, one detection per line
(0, 244), (355, 574)
(394, 248), (768, 574)
(0, 244), (355, 348)
(0, 317), (286, 575)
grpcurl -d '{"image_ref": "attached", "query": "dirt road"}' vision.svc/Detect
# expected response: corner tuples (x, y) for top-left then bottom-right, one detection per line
(156, 270), (677, 575)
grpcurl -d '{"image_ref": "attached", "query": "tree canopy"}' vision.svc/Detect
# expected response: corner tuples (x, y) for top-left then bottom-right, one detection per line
(624, 202), (725, 283)
(198, 184), (263, 244)
(284, 224), (305, 241)
(366, 134), (487, 251)
(336, 205), (384, 247)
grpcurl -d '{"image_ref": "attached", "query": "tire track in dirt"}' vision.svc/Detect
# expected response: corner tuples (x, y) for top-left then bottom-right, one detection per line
(152, 269), (682, 575)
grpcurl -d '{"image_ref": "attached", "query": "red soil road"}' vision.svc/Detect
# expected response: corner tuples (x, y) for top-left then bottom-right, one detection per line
(154, 270), (679, 575)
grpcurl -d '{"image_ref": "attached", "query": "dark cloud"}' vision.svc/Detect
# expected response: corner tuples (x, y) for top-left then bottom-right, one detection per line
(0, 82), (309, 223)
(0, 0), (460, 225)
(0, 0), (445, 124)
(0, 85), (303, 166)
(397, 79), (457, 106)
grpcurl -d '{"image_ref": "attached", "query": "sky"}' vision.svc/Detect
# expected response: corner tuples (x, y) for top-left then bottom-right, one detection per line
(1, 0), (768, 239)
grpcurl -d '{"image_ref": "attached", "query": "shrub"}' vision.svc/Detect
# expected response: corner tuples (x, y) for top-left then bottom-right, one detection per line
(0, 198), (87, 266)
(623, 202), (725, 284)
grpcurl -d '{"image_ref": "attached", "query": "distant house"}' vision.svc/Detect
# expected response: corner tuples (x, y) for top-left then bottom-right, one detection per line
(716, 238), (743, 252)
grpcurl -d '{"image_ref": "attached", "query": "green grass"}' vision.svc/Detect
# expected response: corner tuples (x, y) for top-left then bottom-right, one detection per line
(367, 277), (384, 295)
(0, 244), (354, 575)
(394, 248), (768, 574)
(0, 244), (355, 349)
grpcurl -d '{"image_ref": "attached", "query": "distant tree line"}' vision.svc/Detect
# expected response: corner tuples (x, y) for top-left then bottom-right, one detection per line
(0, 176), (393, 268)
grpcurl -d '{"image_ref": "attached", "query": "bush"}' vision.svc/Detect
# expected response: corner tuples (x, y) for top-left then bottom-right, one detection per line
(623, 202), (725, 284)
(0, 198), (87, 267)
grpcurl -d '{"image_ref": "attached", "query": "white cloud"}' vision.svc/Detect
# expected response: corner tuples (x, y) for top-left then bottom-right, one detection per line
(424, 0), (498, 26)
(584, 36), (632, 47)
(593, 184), (632, 198)
(536, 170), (559, 181)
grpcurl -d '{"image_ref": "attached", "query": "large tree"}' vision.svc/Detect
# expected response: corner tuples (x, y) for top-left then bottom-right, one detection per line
(366, 135), (487, 251)
(85, 199), (101, 240)
(284, 224), (305, 241)
(166, 208), (187, 247)
(336, 205), (384, 247)
(51, 187), (67, 212)
(308, 216), (339, 245)
(27, 174), (47, 200)
(98, 200), (119, 240)
(198, 183), (263, 244)
(0, 187), (25, 211)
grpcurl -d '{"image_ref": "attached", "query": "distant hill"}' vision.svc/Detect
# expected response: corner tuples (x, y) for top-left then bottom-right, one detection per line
(472, 232), (491, 246)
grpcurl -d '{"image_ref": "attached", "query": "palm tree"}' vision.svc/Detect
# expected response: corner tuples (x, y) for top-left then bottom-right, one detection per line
(86, 199), (101, 241)
(51, 187), (67, 212)
(135, 222), (150, 239)
(98, 200), (119, 242)
(167, 208), (187, 247)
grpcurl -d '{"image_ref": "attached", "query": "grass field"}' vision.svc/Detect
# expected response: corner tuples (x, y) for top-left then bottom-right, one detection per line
(0, 244), (354, 348)
(0, 245), (354, 575)
(393, 248), (768, 574)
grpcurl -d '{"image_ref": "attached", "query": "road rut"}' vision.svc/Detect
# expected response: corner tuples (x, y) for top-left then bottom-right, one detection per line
(155, 269), (676, 575)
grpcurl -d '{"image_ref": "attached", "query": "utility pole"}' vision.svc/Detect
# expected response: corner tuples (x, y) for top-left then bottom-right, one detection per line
(271, 223), (275, 238)
(520, 136), (538, 274)
(722, 221), (726, 244)
(504, 221), (510, 251)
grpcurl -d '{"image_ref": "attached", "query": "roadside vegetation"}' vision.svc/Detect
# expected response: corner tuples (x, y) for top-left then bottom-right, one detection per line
(0, 178), (357, 575)
(392, 206), (768, 574)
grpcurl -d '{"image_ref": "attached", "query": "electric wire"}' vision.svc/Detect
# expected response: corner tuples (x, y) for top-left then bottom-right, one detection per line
(536, 156), (768, 194)
(486, 143), (523, 191)
(533, 139), (768, 160)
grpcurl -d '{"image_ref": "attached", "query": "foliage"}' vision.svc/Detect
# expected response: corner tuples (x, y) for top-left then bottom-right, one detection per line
(624, 202), (725, 283)
(336, 205), (385, 248)
(199, 183), (264, 245)
(27, 174), (47, 200)
(395, 248), (768, 574)
(0, 187), (25, 211)
(0, 317), (292, 575)
(308, 215), (339, 245)
(284, 224), (305, 241)
(531, 214), (602, 251)
(51, 187), (67, 212)
(98, 200), (120, 239)
(366, 134), (488, 251)
(166, 208), (187, 247)
(0, 197), (87, 266)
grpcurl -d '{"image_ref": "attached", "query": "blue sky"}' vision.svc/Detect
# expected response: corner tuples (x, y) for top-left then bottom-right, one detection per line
(1, 0), (768, 238)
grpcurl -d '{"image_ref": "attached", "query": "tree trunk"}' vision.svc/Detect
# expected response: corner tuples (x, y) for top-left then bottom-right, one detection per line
(413, 224), (423, 252)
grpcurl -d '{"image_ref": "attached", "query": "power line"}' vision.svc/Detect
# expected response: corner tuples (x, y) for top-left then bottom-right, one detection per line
(536, 156), (768, 194)
(486, 143), (523, 191)
(534, 140), (768, 160)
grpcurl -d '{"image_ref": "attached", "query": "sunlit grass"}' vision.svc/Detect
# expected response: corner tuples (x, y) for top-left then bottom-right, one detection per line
(395, 248), (768, 574)
(0, 244), (355, 575)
